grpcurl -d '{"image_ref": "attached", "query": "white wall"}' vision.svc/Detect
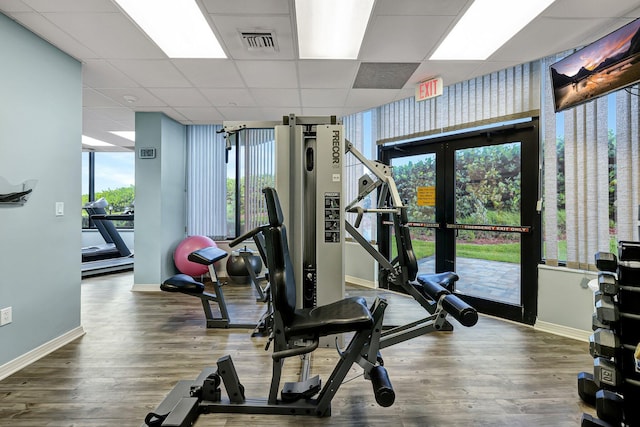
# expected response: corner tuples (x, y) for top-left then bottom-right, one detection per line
(535, 265), (596, 341)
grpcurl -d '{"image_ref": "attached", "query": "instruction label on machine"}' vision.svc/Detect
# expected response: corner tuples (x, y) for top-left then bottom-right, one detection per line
(324, 192), (341, 243)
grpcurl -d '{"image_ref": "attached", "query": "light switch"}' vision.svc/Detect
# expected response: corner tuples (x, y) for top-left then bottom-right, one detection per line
(55, 202), (64, 216)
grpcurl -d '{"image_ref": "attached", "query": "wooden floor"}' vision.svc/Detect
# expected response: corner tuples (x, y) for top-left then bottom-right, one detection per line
(0, 272), (597, 427)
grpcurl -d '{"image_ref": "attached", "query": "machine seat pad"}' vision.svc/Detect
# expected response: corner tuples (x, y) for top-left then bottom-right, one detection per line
(285, 296), (373, 338)
(161, 274), (205, 294)
(187, 246), (228, 266)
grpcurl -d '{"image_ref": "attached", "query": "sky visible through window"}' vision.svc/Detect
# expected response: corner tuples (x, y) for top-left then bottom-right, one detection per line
(82, 152), (135, 195)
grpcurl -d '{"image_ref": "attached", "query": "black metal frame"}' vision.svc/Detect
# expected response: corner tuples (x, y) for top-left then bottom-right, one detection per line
(379, 119), (542, 325)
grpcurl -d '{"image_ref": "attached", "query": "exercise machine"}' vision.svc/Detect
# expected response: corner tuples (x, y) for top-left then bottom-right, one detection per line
(144, 188), (393, 425)
(161, 245), (270, 334)
(82, 198), (134, 277)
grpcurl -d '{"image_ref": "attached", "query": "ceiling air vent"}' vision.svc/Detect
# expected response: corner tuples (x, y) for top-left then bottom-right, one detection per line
(239, 30), (279, 52)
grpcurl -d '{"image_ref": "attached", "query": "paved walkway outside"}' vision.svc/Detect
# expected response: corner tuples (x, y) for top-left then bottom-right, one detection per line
(417, 256), (521, 305)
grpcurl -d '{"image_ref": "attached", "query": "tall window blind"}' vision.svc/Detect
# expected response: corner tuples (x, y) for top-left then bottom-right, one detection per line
(186, 125), (227, 239)
(541, 53), (639, 270)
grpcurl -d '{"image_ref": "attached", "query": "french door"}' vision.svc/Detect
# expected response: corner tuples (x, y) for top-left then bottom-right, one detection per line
(379, 120), (541, 324)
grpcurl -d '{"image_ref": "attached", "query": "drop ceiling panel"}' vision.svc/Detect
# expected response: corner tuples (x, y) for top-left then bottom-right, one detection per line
(82, 59), (139, 88)
(211, 15), (295, 60)
(298, 60), (360, 88)
(345, 89), (400, 109)
(10, 12), (99, 59)
(174, 107), (224, 123)
(543, 0), (640, 18)
(200, 88), (256, 107)
(42, 12), (165, 59)
(95, 87), (165, 108)
(236, 60), (298, 88)
(410, 61), (483, 87)
(172, 59), (245, 88)
(359, 15), (456, 61)
(216, 106), (272, 121)
(147, 88), (211, 107)
(249, 88), (300, 107)
(0, 1), (34, 13)
(83, 88), (124, 108)
(373, 0), (468, 16)
(109, 60), (193, 87)
(92, 107), (134, 123)
(301, 89), (349, 107)
(201, 0), (290, 15)
(21, 0), (117, 13)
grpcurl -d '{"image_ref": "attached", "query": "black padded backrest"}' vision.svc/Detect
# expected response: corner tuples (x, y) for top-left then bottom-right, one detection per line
(393, 213), (418, 281)
(262, 188), (297, 324)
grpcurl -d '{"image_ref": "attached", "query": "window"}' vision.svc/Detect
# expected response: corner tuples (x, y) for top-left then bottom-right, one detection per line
(81, 151), (135, 228)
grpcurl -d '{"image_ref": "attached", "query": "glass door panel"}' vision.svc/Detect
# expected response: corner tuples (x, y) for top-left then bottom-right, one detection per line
(391, 153), (437, 276)
(452, 142), (523, 305)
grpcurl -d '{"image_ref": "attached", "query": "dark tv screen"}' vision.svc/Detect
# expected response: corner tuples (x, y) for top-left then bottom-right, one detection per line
(550, 18), (640, 113)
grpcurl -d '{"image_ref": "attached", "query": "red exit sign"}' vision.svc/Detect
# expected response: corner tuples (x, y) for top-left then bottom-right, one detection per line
(416, 77), (443, 101)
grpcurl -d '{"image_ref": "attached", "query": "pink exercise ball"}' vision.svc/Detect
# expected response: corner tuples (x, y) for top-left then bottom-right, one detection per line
(173, 235), (216, 276)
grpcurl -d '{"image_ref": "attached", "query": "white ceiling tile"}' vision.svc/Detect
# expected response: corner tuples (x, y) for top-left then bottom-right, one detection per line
(0, 0), (33, 12)
(173, 107), (224, 123)
(373, 0), (467, 16)
(172, 59), (245, 88)
(95, 87), (165, 108)
(298, 60), (360, 88)
(109, 60), (193, 87)
(345, 89), (400, 108)
(147, 88), (211, 107)
(544, 0), (640, 18)
(236, 60), (297, 88)
(217, 106), (271, 121)
(92, 107), (134, 122)
(212, 15), (295, 60)
(202, 0), (290, 15)
(411, 61), (483, 87)
(10, 12), (100, 59)
(359, 15), (455, 61)
(42, 12), (165, 59)
(249, 88), (300, 107)
(83, 88), (123, 108)
(301, 89), (349, 107)
(21, 0), (117, 12)
(82, 59), (138, 88)
(200, 88), (256, 107)
(134, 107), (188, 124)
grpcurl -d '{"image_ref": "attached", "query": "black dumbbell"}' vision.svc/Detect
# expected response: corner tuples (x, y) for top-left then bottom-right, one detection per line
(595, 296), (620, 324)
(581, 413), (615, 427)
(592, 312), (609, 331)
(597, 272), (618, 296)
(589, 329), (620, 359)
(593, 357), (622, 390)
(595, 389), (624, 425)
(578, 371), (598, 405)
(595, 252), (618, 272)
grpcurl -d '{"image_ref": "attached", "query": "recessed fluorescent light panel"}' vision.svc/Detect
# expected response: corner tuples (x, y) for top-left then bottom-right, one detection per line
(82, 136), (114, 147)
(113, 0), (226, 58)
(295, 0), (374, 59)
(109, 131), (136, 142)
(430, 0), (555, 60)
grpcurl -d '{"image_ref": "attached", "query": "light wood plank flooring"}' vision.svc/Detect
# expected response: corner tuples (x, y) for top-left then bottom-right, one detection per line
(0, 272), (597, 426)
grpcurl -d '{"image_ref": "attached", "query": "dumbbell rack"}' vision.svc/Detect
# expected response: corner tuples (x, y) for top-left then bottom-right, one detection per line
(578, 241), (640, 427)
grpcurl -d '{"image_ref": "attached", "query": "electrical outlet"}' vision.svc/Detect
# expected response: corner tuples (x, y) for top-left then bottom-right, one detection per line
(0, 307), (12, 326)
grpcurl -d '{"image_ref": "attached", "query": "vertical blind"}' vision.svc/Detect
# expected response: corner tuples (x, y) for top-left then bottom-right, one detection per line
(541, 53), (640, 269)
(186, 125), (227, 239)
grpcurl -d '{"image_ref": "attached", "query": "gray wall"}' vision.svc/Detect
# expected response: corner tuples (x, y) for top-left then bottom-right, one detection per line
(133, 112), (186, 288)
(0, 14), (82, 365)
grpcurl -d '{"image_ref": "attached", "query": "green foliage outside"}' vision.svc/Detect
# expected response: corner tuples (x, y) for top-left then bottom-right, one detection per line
(226, 175), (274, 234)
(82, 185), (135, 228)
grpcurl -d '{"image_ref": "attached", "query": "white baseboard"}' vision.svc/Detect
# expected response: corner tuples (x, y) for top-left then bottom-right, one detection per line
(0, 326), (85, 381)
(346, 275), (377, 289)
(534, 320), (590, 342)
(131, 283), (161, 292)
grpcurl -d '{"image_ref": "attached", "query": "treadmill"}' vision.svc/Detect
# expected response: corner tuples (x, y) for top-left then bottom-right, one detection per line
(82, 198), (134, 277)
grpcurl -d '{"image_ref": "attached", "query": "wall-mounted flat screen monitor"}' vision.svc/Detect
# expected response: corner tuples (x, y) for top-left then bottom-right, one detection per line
(550, 18), (640, 113)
